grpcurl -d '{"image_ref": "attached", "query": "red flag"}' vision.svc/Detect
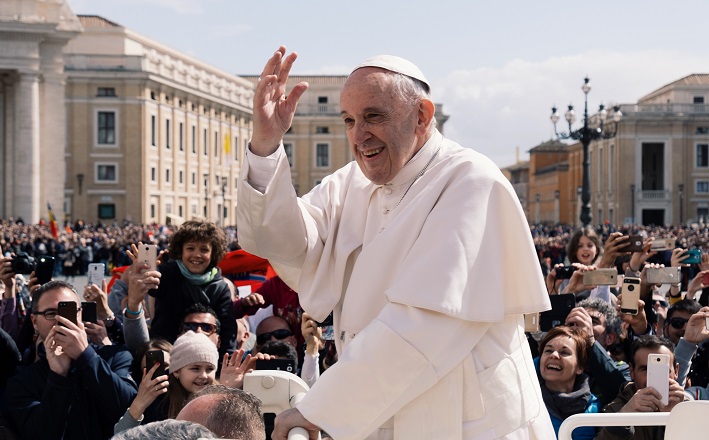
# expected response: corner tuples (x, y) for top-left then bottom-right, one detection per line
(47, 203), (58, 238)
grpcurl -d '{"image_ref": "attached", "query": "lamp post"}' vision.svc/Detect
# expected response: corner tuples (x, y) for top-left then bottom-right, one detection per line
(678, 183), (684, 224)
(221, 179), (227, 226)
(551, 77), (622, 227)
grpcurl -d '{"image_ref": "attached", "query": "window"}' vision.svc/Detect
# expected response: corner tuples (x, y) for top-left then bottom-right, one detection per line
(694, 96), (705, 104)
(96, 164), (117, 183)
(597, 147), (603, 192)
(609, 145), (615, 191)
(166, 120), (171, 149)
(151, 167), (156, 182)
(697, 181), (709, 193)
(697, 144), (709, 168)
(97, 87), (116, 97)
(150, 204), (155, 218)
(317, 96), (328, 112)
(696, 127), (709, 135)
(179, 205), (183, 217)
(192, 172), (196, 185)
(97, 204), (115, 219)
(318, 96), (328, 103)
(214, 131), (218, 157)
(150, 91), (156, 100)
(316, 126), (329, 134)
(179, 122), (184, 151)
(191, 126), (196, 153)
(316, 143), (329, 168)
(151, 115), (156, 146)
(284, 143), (294, 167)
(166, 203), (172, 214)
(166, 169), (171, 183)
(97, 111), (116, 144)
(179, 170), (183, 184)
(698, 207), (709, 222)
(204, 129), (208, 156)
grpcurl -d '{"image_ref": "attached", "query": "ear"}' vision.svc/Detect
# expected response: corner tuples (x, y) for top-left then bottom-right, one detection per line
(606, 332), (618, 347)
(31, 314), (39, 333)
(415, 99), (435, 136)
(172, 370), (180, 379)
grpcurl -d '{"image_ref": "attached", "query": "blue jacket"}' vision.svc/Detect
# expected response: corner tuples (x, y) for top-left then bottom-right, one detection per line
(5, 344), (137, 440)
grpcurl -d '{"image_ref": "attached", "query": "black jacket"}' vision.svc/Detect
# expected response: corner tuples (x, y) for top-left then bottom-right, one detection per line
(149, 260), (236, 358)
(5, 344), (137, 440)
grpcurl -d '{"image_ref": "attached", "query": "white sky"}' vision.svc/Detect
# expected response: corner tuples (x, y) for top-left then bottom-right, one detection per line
(69, 0), (709, 167)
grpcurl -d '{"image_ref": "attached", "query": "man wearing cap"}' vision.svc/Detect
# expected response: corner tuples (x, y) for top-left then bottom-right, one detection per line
(237, 46), (554, 439)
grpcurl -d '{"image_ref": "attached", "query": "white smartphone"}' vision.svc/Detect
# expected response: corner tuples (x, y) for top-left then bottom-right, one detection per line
(620, 277), (641, 314)
(87, 263), (105, 286)
(582, 268), (618, 286)
(524, 313), (540, 332)
(137, 244), (158, 271)
(646, 353), (670, 406)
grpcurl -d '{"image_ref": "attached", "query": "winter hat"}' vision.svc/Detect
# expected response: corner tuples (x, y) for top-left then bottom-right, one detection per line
(168, 331), (218, 373)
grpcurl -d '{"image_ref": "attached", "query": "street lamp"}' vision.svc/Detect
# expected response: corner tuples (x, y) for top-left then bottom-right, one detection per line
(551, 77), (622, 227)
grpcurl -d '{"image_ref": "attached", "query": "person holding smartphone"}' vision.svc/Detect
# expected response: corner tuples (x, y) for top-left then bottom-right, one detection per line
(595, 336), (687, 440)
(4, 280), (137, 440)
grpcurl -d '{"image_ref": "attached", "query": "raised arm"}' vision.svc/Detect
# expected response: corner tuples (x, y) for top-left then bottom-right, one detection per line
(250, 46), (309, 156)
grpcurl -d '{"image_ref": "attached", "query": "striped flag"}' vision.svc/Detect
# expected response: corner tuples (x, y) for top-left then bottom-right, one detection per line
(47, 203), (58, 238)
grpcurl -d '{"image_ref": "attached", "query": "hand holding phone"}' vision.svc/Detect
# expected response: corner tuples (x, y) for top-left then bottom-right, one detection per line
(145, 349), (168, 380)
(57, 301), (78, 326)
(137, 245), (158, 271)
(625, 235), (645, 252)
(556, 266), (576, 280)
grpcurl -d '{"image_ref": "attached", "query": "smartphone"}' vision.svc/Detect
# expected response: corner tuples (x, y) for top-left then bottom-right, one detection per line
(57, 301), (78, 326)
(145, 349), (168, 380)
(684, 249), (701, 265)
(556, 266), (576, 280)
(87, 263), (105, 286)
(316, 312), (333, 327)
(81, 301), (97, 324)
(706, 315), (709, 331)
(255, 358), (296, 374)
(137, 244), (158, 271)
(35, 255), (55, 285)
(704, 272), (709, 286)
(620, 277), (641, 314)
(650, 238), (675, 251)
(524, 313), (540, 332)
(540, 293), (576, 332)
(646, 267), (681, 285)
(646, 353), (670, 406)
(625, 235), (644, 252)
(582, 268), (618, 286)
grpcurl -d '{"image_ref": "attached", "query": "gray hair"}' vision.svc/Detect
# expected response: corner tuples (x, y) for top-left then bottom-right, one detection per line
(577, 298), (622, 337)
(183, 384), (265, 440)
(110, 419), (216, 440)
(389, 73), (437, 130)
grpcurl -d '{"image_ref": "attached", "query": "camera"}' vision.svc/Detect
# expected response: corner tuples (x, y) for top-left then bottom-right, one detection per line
(556, 266), (576, 279)
(626, 284), (635, 291)
(11, 252), (36, 274)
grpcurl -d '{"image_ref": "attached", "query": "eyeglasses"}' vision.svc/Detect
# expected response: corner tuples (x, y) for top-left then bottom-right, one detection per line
(182, 322), (218, 335)
(34, 308), (82, 320)
(653, 299), (669, 308)
(256, 329), (293, 345)
(668, 317), (689, 329)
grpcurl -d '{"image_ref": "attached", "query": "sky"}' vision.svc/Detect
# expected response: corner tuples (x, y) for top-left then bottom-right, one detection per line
(69, 0), (709, 167)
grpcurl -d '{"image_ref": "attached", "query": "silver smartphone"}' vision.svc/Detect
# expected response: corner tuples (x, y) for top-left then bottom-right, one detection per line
(137, 244), (158, 271)
(650, 238), (675, 251)
(87, 263), (105, 286)
(524, 313), (540, 332)
(620, 277), (641, 314)
(646, 353), (670, 406)
(582, 268), (618, 286)
(646, 267), (681, 285)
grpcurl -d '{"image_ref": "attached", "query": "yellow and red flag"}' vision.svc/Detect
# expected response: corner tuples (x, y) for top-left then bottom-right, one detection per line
(47, 203), (58, 238)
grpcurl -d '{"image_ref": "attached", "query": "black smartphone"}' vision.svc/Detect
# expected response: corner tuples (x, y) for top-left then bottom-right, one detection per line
(540, 293), (576, 332)
(57, 301), (78, 326)
(145, 349), (168, 379)
(255, 358), (296, 374)
(556, 266), (576, 280)
(35, 255), (55, 285)
(316, 312), (334, 327)
(81, 301), (97, 324)
(625, 235), (644, 252)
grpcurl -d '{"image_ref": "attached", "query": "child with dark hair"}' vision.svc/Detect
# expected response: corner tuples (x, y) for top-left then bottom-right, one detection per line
(145, 220), (236, 361)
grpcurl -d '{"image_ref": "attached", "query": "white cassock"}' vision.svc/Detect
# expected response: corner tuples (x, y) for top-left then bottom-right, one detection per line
(237, 129), (555, 440)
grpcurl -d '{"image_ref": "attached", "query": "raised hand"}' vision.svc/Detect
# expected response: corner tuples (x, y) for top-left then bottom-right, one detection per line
(45, 328), (72, 376)
(53, 315), (89, 360)
(251, 46), (309, 156)
(129, 363), (169, 421)
(220, 349), (254, 389)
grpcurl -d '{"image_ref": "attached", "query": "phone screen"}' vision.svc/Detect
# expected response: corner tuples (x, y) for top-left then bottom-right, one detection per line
(145, 349), (167, 379)
(57, 301), (78, 326)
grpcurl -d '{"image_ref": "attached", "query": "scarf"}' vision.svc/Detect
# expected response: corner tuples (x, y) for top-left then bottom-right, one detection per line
(540, 373), (592, 421)
(176, 260), (217, 285)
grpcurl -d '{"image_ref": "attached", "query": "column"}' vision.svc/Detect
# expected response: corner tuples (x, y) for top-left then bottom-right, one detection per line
(13, 72), (40, 223)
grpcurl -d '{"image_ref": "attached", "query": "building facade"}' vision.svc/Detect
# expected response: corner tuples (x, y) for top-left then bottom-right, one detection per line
(63, 15), (254, 226)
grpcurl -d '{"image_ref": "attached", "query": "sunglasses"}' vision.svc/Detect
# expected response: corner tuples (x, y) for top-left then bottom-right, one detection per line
(668, 317), (689, 330)
(182, 322), (218, 335)
(653, 299), (669, 308)
(256, 329), (293, 345)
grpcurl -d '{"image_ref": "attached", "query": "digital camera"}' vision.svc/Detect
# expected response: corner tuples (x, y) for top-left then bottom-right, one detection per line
(11, 252), (36, 274)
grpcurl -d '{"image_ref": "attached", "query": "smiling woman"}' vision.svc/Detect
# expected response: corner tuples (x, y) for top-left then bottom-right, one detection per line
(535, 326), (599, 440)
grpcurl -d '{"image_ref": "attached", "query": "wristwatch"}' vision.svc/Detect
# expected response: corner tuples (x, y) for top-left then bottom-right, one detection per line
(104, 314), (116, 326)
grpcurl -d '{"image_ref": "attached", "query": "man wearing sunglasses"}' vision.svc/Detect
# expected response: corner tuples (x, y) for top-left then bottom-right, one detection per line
(254, 316), (297, 353)
(5, 281), (137, 440)
(664, 300), (701, 346)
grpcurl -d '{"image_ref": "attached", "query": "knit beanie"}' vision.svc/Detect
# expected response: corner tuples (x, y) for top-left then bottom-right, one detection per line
(168, 331), (218, 373)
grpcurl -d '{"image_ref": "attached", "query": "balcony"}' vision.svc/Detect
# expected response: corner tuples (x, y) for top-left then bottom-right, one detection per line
(295, 103), (341, 116)
(619, 103), (709, 116)
(637, 190), (670, 201)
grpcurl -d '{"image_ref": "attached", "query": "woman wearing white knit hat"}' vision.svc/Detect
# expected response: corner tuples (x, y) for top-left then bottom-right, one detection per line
(165, 331), (219, 418)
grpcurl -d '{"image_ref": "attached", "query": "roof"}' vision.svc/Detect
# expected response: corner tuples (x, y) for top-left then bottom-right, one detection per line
(528, 139), (568, 153)
(77, 15), (123, 29)
(639, 73), (709, 102)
